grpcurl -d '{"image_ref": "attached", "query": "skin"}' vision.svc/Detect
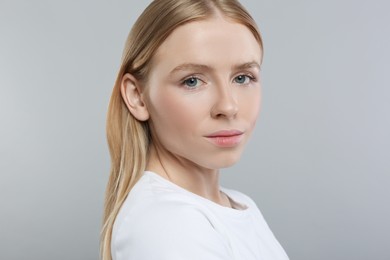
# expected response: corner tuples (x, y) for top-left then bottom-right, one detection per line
(122, 15), (262, 207)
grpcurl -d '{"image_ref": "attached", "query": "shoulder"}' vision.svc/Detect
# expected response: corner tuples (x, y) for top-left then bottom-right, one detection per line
(112, 174), (232, 260)
(113, 172), (203, 237)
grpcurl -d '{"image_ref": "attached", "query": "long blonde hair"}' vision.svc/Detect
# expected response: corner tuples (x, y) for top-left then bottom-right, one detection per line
(101, 0), (263, 259)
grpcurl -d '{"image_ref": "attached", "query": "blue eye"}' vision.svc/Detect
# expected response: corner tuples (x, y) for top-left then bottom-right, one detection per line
(183, 77), (201, 88)
(234, 75), (251, 84)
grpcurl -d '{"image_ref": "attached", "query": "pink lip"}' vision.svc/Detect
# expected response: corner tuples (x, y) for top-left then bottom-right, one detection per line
(206, 130), (243, 137)
(205, 130), (244, 147)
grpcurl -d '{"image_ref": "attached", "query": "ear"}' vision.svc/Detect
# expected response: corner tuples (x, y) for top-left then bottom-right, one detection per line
(121, 73), (150, 121)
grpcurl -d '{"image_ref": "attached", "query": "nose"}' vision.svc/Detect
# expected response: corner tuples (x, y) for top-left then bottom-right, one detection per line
(210, 85), (238, 119)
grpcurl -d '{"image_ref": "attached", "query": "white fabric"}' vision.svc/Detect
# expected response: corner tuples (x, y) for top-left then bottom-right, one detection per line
(112, 171), (289, 260)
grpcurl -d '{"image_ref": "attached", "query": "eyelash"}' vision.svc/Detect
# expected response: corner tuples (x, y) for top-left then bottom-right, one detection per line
(181, 73), (257, 90)
(234, 74), (257, 85)
(181, 76), (204, 89)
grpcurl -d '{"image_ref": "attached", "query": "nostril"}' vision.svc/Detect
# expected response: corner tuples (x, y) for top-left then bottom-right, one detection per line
(210, 85), (239, 119)
(211, 102), (238, 119)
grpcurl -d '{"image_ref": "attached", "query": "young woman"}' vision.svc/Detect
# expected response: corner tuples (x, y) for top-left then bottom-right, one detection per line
(101, 0), (289, 259)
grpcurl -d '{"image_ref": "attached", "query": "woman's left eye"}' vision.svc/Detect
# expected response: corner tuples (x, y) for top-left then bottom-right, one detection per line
(234, 75), (252, 84)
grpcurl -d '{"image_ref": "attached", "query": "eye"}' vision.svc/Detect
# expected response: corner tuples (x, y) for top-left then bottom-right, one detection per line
(183, 77), (202, 88)
(233, 74), (252, 85)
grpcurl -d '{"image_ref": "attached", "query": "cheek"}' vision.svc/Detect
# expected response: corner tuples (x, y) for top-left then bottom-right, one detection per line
(148, 90), (202, 134)
(240, 88), (262, 123)
(254, 90), (262, 118)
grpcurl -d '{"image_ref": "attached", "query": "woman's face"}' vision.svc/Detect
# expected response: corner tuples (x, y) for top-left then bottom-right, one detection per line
(143, 16), (262, 170)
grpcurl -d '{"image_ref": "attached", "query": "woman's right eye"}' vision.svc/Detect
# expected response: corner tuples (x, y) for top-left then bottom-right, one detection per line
(182, 77), (202, 88)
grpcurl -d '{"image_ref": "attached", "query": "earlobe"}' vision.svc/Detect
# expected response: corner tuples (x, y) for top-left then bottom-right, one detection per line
(121, 73), (150, 121)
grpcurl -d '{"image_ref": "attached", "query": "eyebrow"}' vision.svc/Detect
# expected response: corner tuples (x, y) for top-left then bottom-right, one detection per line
(233, 61), (261, 71)
(169, 61), (261, 75)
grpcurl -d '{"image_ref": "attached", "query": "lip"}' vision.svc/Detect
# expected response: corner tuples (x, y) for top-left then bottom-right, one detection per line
(205, 130), (244, 147)
(206, 130), (243, 137)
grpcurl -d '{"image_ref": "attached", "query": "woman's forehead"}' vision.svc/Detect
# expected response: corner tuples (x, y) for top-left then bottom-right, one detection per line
(152, 17), (262, 73)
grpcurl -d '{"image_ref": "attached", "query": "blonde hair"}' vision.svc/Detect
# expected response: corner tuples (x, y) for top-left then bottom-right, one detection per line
(101, 0), (263, 259)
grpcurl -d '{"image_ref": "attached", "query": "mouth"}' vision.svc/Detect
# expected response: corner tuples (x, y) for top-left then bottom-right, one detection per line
(205, 130), (244, 147)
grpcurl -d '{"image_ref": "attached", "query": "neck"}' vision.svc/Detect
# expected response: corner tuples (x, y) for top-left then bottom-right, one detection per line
(146, 144), (231, 207)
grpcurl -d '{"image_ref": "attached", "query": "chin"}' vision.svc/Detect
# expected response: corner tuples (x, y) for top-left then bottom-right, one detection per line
(203, 152), (243, 170)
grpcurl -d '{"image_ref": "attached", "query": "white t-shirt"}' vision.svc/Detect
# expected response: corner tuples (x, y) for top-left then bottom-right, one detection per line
(112, 171), (289, 260)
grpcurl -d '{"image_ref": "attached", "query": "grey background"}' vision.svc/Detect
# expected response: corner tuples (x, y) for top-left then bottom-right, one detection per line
(0, 0), (389, 259)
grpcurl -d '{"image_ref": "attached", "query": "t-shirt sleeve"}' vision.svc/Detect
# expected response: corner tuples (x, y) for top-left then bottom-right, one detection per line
(112, 202), (234, 260)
